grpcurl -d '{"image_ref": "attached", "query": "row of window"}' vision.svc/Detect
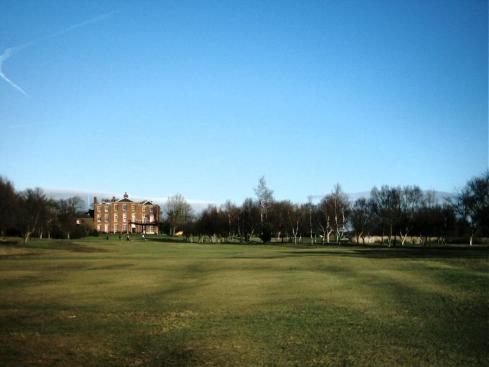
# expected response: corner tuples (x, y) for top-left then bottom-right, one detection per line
(96, 224), (155, 233)
(96, 205), (154, 213)
(97, 214), (146, 223)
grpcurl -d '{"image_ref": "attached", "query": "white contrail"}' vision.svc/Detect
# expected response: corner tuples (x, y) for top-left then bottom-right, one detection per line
(0, 10), (117, 96)
(0, 46), (30, 97)
(48, 10), (118, 39)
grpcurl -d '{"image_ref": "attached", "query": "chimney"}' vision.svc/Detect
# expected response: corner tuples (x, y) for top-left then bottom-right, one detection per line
(124, 192), (129, 199)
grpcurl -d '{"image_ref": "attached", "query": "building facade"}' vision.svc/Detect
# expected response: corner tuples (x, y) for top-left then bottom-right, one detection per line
(93, 193), (160, 234)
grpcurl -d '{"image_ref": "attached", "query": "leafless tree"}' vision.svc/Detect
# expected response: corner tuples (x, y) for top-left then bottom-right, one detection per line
(254, 176), (274, 226)
(455, 172), (489, 245)
(0, 176), (17, 236)
(398, 186), (423, 245)
(351, 197), (372, 245)
(286, 202), (302, 244)
(319, 184), (350, 244)
(17, 188), (49, 243)
(239, 198), (260, 242)
(166, 194), (193, 236)
(221, 200), (240, 240)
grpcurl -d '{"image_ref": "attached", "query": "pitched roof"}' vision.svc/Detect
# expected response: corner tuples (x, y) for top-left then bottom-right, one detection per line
(118, 198), (133, 203)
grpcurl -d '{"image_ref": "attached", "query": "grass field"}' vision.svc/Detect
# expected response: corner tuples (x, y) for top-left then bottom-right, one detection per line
(0, 238), (487, 366)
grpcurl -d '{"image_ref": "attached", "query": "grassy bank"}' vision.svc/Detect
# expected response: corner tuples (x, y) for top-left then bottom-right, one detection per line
(0, 238), (487, 366)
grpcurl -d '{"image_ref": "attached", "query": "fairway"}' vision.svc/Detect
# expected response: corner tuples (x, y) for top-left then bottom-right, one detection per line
(0, 239), (487, 367)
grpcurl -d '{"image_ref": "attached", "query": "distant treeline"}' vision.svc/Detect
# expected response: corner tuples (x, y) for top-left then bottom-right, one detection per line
(1, 172), (488, 246)
(0, 178), (92, 243)
(161, 173), (488, 246)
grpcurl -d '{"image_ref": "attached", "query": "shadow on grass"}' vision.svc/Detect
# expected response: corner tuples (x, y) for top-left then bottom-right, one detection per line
(285, 247), (489, 259)
(225, 247), (489, 260)
(0, 239), (108, 254)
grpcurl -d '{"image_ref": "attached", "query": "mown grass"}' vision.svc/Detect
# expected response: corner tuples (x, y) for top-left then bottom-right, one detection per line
(0, 238), (487, 366)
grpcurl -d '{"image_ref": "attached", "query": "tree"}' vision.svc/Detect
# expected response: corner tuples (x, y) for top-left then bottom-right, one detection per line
(317, 196), (334, 244)
(286, 202), (303, 244)
(269, 201), (292, 242)
(239, 198), (260, 242)
(321, 184), (350, 244)
(166, 194), (193, 236)
(196, 205), (227, 242)
(57, 197), (84, 239)
(351, 198), (372, 245)
(370, 186), (401, 246)
(221, 200), (240, 241)
(17, 188), (49, 243)
(398, 186), (423, 245)
(37, 198), (58, 239)
(0, 176), (17, 236)
(254, 176), (274, 227)
(455, 172), (489, 245)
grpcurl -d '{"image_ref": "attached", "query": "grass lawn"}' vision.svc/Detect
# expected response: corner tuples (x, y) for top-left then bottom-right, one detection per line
(0, 238), (487, 366)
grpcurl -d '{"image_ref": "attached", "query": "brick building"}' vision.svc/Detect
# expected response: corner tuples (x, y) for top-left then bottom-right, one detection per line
(93, 193), (160, 234)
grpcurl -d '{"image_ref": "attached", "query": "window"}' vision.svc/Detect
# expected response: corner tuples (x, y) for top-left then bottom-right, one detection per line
(104, 206), (109, 213)
(149, 207), (153, 214)
(122, 224), (127, 231)
(131, 205), (135, 213)
(105, 214), (109, 221)
(97, 224), (101, 231)
(114, 204), (118, 210)
(114, 224), (118, 232)
(122, 204), (127, 212)
(97, 215), (101, 223)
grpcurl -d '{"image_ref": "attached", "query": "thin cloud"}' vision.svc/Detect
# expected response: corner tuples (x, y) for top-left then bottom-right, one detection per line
(0, 10), (117, 96)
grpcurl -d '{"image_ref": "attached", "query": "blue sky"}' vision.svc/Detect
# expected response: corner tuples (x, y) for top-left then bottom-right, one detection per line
(0, 0), (487, 203)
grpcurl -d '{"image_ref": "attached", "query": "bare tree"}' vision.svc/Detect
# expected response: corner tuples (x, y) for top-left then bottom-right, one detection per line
(398, 186), (423, 245)
(166, 194), (193, 236)
(57, 197), (84, 239)
(0, 176), (17, 236)
(239, 198), (260, 242)
(321, 184), (350, 244)
(455, 172), (489, 246)
(286, 202), (302, 244)
(269, 201), (291, 242)
(17, 188), (49, 243)
(351, 197), (372, 245)
(317, 197), (333, 244)
(221, 200), (240, 241)
(254, 176), (274, 226)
